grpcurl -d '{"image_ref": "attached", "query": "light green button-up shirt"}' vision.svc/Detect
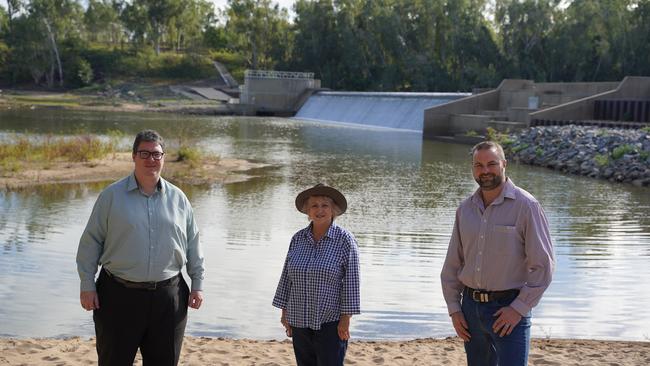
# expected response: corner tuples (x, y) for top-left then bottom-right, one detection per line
(76, 173), (204, 292)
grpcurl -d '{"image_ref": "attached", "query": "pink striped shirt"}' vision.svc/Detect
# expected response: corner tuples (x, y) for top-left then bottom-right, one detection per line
(440, 178), (555, 316)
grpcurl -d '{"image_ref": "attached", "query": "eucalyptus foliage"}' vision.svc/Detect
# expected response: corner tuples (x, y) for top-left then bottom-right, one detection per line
(0, 0), (649, 89)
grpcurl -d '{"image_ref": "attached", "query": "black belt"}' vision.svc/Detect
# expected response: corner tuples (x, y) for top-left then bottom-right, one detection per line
(103, 268), (179, 291)
(465, 286), (519, 303)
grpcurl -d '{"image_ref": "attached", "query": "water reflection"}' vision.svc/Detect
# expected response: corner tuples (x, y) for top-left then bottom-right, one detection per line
(1, 111), (649, 341)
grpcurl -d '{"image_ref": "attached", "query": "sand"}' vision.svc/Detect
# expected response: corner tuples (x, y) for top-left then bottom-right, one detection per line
(0, 152), (270, 190)
(1, 337), (648, 365)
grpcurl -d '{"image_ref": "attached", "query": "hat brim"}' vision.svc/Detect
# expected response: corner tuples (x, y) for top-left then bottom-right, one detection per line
(295, 185), (347, 215)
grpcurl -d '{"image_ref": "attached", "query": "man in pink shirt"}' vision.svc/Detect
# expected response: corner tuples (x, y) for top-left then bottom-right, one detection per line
(441, 141), (555, 366)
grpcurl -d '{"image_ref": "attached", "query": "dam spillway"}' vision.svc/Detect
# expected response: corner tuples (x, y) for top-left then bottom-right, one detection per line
(295, 91), (469, 132)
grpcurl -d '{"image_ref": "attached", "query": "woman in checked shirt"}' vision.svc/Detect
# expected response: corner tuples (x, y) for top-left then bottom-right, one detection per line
(272, 183), (361, 366)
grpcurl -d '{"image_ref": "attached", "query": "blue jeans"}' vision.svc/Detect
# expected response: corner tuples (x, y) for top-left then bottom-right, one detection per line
(291, 321), (347, 366)
(461, 288), (531, 366)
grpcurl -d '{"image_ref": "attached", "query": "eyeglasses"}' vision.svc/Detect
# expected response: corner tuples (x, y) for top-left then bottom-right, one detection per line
(136, 150), (165, 160)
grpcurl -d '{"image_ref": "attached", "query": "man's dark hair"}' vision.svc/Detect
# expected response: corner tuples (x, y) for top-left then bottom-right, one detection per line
(132, 130), (164, 154)
(471, 141), (505, 160)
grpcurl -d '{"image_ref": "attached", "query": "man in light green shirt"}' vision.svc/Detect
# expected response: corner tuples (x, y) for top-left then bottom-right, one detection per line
(76, 130), (205, 366)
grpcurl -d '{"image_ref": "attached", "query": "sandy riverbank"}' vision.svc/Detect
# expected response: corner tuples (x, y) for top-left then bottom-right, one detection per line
(0, 82), (233, 115)
(0, 152), (269, 190)
(1, 337), (648, 365)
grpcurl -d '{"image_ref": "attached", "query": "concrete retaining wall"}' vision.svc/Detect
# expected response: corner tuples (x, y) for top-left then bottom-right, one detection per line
(240, 70), (321, 113)
(530, 77), (650, 122)
(424, 77), (650, 139)
(423, 89), (499, 138)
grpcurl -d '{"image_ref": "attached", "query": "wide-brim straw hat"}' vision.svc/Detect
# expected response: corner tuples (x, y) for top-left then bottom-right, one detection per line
(295, 183), (347, 215)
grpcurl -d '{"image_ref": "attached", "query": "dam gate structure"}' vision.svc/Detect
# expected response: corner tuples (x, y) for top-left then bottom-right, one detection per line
(238, 70), (321, 115)
(423, 77), (650, 140)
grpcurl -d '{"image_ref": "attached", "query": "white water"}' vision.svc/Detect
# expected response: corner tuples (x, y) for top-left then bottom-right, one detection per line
(295, 92), (469, 131)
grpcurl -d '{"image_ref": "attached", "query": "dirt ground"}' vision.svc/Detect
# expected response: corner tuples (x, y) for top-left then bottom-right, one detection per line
(0, 80), (233, 115)
(0, 152), (270, 190)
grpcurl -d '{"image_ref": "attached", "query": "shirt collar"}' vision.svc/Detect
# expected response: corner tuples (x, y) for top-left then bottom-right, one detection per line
(471, 177), (517, 207)
(126, 172), (165, 194)
(304, 221), (338, 240)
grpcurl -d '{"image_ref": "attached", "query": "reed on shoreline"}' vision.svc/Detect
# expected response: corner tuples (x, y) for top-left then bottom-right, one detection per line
(0, 133), (123, 173)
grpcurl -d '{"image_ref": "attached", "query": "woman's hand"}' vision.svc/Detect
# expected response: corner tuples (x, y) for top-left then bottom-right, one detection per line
(281, 309), (292, 337)
(337, 314), (351, 340)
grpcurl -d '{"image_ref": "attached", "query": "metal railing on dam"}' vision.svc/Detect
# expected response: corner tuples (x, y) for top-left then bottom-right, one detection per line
(295, 91), (469, 132)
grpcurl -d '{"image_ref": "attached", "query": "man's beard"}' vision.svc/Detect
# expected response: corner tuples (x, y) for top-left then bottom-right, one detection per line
(476, 173), (503, 190)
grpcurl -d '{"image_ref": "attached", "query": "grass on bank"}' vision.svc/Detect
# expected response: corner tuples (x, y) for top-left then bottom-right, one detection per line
(0, 134), (123, 174)
(0, 134), (219, 183)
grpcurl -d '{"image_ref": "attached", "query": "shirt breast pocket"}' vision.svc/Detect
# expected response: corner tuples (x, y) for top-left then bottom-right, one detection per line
(491, 225), (523, 255)
(322, 244), (345, 282)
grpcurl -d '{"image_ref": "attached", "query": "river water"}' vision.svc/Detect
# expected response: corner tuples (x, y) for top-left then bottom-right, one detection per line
(1, 109), (649, 341)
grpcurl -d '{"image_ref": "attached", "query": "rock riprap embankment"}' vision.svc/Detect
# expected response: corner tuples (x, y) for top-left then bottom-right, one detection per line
(506, 126), (650, 186)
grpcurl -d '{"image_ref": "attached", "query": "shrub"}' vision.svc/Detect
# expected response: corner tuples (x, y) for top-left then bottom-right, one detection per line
(0, 134), (119, 169)
(612, 144), (636, 160)
(640, 151), (649, 161)
(594, 154), (609, 167)
(77, 58), (94, 86)
(176, 146), (202, 167)
(511, 143), (529, 153)
(158, 53), (214, 79)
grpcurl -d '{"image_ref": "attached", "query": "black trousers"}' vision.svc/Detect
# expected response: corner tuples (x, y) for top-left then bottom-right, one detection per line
(291, 321), (348, 366)
(93, 269), (189, 366)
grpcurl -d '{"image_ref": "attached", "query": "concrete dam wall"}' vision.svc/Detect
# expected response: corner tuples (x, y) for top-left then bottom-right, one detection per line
(295, 91), (468, 132)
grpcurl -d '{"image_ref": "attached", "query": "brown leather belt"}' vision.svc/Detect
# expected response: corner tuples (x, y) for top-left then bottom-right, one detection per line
(103, 268), (179, 291)
(465, 287), (519, 303)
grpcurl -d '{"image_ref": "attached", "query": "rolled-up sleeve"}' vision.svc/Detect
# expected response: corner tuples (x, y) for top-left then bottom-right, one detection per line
(340, 235), (361, 315)
(510, 202), (555, 316)
(76, 191), (108, 292)
(440, 208), (466, 315)
(272, 240), (293, 309)
(185, 205), (204, 291)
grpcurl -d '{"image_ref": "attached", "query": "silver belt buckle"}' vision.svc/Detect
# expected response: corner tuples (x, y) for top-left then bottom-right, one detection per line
(472, 290), (489, 303)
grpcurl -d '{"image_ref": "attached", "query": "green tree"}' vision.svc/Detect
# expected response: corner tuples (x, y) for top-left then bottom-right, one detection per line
(548, 0), (631, 81)
(203, 23), (228, 49)
(0, 6), (8, 33)
(121, 0), (151, 46)
(3, 0), (22, 32)
(122, 0), (182, 54)
(29, 0), (84, 86)
(291, 0), (339, 86)
(225, 0), (292, 70)
(84, 0), (123, 44)
(494, 0), (559, 81)
(4, 0), (84, 87)
(626, 0), (650, 76)
(5, 15), (52, 85)
(168, 0), (215, 51)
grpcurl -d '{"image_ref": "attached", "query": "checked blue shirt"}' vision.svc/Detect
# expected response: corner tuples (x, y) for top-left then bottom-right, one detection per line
(273, 222), (361, 330)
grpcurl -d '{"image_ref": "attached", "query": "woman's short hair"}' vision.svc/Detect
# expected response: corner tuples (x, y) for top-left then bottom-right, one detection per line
(302, 195), (343, 220)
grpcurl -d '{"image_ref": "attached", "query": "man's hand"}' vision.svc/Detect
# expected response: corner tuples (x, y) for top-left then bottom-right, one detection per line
(281, 309), (292, 337)
(451, 311), (471, 342)
(188, 290), (203, 309)
(492, 306), (522, 337)
(80, 291), (99, 311)
(337, 314), (351, 340)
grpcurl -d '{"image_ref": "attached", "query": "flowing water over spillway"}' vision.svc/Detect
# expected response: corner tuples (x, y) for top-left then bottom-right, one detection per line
(295, 92), (468, 131)
(1, 110), (650, 341)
